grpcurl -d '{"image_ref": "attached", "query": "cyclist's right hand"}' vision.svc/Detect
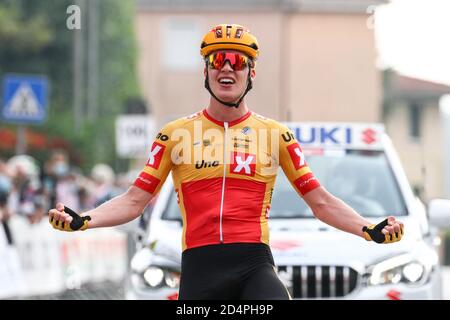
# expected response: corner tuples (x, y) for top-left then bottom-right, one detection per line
(49, 203), (91, 232)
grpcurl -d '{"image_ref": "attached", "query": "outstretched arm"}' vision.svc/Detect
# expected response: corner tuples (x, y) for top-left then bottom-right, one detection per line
(49, 186), (152, 229)
(302, 186), (403, 240)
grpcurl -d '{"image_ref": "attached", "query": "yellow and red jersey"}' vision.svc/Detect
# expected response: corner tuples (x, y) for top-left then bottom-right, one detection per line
(134, 109), (320, 251)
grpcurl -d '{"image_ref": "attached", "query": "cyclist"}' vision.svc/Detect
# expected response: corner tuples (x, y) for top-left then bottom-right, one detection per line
(49, 24), (404, 300)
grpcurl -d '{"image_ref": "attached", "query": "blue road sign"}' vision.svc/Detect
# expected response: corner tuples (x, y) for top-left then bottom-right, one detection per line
(2, 74), (49, 124)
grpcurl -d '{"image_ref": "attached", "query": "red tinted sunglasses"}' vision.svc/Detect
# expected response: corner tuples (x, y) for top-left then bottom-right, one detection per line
(207, 51), (253, 71)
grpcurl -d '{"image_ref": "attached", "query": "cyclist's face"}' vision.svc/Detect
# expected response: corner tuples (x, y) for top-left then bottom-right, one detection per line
(205, 50), (255, 103)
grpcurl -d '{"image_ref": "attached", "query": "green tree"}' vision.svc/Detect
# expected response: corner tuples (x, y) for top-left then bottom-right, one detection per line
(0, 1), (53, 54)
(92, 0), (140, 169)
(0, 0), (140, 173)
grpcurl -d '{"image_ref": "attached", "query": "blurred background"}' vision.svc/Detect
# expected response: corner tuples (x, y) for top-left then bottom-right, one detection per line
(1, 0), (449, 299)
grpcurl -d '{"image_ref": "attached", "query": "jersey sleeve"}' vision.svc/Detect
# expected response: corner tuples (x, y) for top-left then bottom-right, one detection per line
(275, 122), (321, 196)
(133, 122), (176, 195)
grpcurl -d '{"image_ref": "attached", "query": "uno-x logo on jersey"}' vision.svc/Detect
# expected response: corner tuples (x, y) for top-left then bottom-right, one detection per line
(230, 152), (256, 176)
(287, 143), (306, 170)
(147, 142), (165, 169)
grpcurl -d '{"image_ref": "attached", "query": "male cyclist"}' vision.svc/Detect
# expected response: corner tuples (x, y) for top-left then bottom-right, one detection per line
(49, 24), (404, 300)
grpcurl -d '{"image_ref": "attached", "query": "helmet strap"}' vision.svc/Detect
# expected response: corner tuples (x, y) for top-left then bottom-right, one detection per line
(204, 63), (253, 109)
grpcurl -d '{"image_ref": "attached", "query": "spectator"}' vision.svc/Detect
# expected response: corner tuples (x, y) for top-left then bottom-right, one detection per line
(42, 150), (69, 210)
(7, 155), (47, 224)
(0, 158), (13, 242)
(90, 163), (117, 207)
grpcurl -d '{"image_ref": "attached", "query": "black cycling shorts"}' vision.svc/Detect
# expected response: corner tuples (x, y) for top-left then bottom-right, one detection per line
(178, 242), (290, 300)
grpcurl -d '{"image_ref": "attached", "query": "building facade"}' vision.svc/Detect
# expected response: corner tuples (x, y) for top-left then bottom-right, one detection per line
(135, 0), (384, 124)
(383, 70), (450, 200)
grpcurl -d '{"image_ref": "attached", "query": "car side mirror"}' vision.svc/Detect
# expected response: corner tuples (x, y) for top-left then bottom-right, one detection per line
(428, 199), (450, 228)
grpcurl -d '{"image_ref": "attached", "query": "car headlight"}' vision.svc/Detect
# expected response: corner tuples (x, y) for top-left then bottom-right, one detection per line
(143, 267), (165, 287)
(132, 266), (180, 289)
(402, 262), (425, 283)
(368, 254), (429, 286)
(164, 270), (180, 288)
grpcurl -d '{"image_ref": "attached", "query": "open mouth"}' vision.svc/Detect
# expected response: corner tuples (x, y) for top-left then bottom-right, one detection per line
(218, 77), (235, 86)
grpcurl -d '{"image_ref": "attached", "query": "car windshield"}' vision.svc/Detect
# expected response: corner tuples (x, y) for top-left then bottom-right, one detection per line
(162, 149), (407, 221)
(271, 149), (407, 218)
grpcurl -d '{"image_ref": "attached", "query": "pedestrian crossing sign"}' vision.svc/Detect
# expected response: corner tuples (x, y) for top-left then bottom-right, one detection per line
(2, 74), (48, 124)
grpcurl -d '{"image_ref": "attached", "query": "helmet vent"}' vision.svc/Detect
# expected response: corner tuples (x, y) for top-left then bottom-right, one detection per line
(226, 25), (232, 38)
(235, 28), (243, 39)
(214, 26), (222, 38)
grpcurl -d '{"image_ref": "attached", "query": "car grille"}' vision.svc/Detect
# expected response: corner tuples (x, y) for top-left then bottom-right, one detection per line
(277, 265), (359, 298)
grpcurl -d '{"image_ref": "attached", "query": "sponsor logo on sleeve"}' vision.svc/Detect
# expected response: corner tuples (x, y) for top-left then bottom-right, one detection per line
(147, 142), (166, 169)
(293, 173), (320, 196)
(287, 142), (306, 170)
(134, 172), (161, 194)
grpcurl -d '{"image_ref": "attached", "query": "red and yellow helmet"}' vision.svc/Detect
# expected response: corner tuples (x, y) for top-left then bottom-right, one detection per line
(200, 24), (259, 60)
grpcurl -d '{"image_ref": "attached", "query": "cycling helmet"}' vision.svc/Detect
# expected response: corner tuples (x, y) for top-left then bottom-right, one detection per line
(200, 24), (259, 60)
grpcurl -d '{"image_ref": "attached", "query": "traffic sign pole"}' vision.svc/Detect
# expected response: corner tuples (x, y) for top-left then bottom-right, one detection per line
(15, 126), (26, 155)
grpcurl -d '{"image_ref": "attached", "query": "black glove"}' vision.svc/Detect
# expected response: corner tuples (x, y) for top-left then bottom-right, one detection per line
(49, 206), (91, 232)
(362, 218), (404, 244)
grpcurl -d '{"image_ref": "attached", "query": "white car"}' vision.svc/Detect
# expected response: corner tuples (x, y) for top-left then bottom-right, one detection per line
(126, 123), (450, 300)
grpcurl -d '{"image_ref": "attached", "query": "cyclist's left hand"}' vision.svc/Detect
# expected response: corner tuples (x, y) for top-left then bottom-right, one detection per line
(362, 216), (404, 244)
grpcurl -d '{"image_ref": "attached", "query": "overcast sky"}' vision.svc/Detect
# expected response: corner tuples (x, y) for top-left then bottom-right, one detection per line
(375, 0), (450, 85)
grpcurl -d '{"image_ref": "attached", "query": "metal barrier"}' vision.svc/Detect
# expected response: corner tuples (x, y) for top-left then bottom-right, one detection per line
(0, 215), (127, 298)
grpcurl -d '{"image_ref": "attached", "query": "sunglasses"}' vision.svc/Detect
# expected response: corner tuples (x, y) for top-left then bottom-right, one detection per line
(207, 51), (253, 71)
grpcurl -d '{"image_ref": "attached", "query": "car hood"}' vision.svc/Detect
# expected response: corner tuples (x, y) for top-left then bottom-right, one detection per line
(269, 217), (424, 268)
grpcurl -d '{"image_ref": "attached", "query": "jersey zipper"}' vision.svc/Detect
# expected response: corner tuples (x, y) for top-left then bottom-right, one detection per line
(219, 121), (228, 243)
